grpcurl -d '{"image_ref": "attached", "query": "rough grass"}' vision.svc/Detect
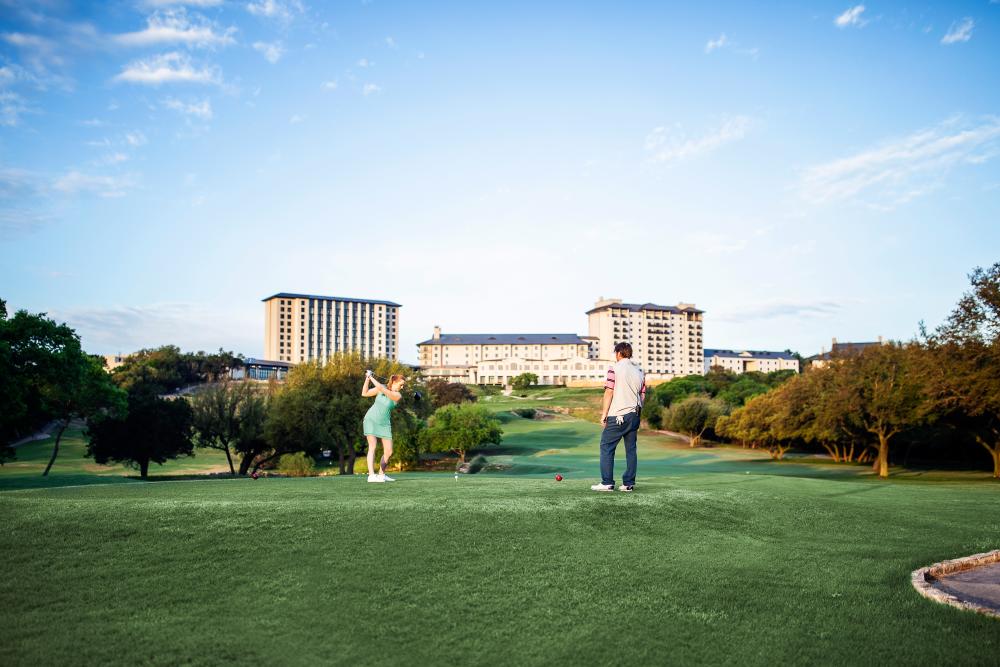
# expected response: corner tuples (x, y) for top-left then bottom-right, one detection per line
(3, 408), (1000, 665)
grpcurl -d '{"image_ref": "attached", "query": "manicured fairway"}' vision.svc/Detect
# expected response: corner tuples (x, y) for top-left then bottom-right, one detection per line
(3, 442), (999, 665)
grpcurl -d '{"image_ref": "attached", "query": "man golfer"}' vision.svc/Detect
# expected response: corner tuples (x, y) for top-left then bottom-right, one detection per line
(592, 342), (645, 492)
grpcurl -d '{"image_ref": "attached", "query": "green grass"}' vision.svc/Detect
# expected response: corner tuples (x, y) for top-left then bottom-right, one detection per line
(2, 410), (999, 666)
(0, 426), (233, 490)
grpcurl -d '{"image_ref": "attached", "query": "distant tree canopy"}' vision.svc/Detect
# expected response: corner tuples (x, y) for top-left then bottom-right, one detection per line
(511, 373), (539, 390)
(421, 403), (503, 463)
(426, 379), (477, 409)
(111, 346), (243, 394)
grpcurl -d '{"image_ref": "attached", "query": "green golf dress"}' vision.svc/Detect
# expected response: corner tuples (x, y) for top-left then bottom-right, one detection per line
(363, 392), (397, 439)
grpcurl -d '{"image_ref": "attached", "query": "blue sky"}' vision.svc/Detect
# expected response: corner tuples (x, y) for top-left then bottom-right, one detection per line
(1, 0), (998, 364)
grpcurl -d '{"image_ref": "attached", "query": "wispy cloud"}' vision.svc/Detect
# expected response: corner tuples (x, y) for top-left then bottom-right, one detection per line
(162, 96), (212, 119)
(0, 90), (31, 126)
(384, 36), (396, 48)
(143, 0), (223, 6)
(685, 232), (747, 255)
(644, 116), (752, 164)
(705, 34), (728, 53)
(252, 40), (284, 63)
(114, 52), (221, 85)
(246, 0), (303, 21)
(357, 57), (372, 67)
(834, 5), (866, 28)
(49, 302), (257, 354)
(800, 116), (1000, 208)
(53, 171), (136, 198)
(289, 113), (303, 124)
(125, 130), (148, 147)
(113, 9), (236, 48)
(321, 79), (337, 90)
(941, 18), (974, 45)
(716, 301), (842, 324)
(362, 82), (381, 96)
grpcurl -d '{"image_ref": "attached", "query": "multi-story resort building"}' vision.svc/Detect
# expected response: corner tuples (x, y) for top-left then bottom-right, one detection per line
(586, 297), (704, 382)
(703, 349), (800, 375)
(263, 293), (400, 363)
(416, 328), (607, 385)
(807, 337), (886, 369)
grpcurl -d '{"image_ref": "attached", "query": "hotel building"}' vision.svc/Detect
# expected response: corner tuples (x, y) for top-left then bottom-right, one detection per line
(587, 298), (704, 382)
(263, 293), (400, 363)
(703, 349), (800, 375)
(416, 329), (606, 385)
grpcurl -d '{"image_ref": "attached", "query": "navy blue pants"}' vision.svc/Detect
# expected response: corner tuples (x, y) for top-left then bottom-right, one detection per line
(600, 411), (639, 487)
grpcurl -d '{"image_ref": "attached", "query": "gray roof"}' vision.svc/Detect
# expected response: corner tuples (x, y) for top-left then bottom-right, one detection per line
(417, 333), (589, 346)
(262, 293), (401, 307)
(808, 341), (883, 361)
(704, 348), (797, 360)
(586, 301), (705, 315)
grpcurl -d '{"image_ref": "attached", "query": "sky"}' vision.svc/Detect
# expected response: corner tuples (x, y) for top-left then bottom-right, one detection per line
(1, 0), (999, 365)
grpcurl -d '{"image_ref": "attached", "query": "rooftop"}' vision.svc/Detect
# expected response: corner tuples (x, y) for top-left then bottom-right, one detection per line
(704, 349), (797, 360)
(417, 333), (589, 346)
(262, 292), (402, 307)
(586, 301), (704, 315)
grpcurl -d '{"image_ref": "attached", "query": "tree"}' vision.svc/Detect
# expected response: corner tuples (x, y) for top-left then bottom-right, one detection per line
(841, 343), (929, 478)
(111, 346), (244, 394)
(0, 302), (102, 465)
(86, 390), (194, 479)
(511, 373), (539, 391)
(663, 396), (728, 447)
(717, 376), (770, 408)
(233, 381), (272, 475)
(421, 403), (502, 462)
(641, 395), (664, 429)
(190, 380), (261, 475)
(925, 262), (1000, 478)
(426, 379), (476, 409)
(42, 353), (127, 476)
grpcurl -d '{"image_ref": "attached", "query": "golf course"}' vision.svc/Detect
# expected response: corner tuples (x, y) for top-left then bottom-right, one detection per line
(2, 389), (998, 666)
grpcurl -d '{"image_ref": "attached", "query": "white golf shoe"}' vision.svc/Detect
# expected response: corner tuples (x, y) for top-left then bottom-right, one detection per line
(590, 483), (614, 492)
(618, 485), (634, 492)
(382, 474), (396, 482)
(367, 474), (384, 483)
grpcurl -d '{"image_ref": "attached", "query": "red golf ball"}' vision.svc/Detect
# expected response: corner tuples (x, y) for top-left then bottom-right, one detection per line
(555, 474), (563, 481)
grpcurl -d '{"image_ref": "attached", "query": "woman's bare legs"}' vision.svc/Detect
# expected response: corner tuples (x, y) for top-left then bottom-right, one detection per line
(366, 434), (379, 477)
(379, 438), (394, 474)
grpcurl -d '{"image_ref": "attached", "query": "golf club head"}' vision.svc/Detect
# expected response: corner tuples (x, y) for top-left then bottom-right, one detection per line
(413, 391), (422, 402)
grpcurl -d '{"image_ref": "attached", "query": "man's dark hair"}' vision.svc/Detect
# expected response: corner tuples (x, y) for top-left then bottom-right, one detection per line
(614, 342), (633, 358)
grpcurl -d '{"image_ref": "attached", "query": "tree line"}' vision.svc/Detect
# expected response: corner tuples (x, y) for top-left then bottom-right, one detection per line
(712, 263), (1000, 479)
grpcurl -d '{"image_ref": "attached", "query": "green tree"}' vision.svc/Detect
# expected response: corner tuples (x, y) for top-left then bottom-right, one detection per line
(717, 376), (769, 408)
(651, 375), (710, 408)
(189, 380), (261, 475)
(841, 343), (929, 479)
(42, 354), (127, 476)
(426, 379), (477, 409)
(511, 373), (539, 390)
(233, 381), (272, 475)
(663, 396), (728, 447)
(86, 390), (195, 479)
(925, 262), (1000, 478)
(421, 403), (502, 462)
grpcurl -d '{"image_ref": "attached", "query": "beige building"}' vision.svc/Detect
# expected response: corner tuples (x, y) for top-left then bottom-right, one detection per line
(263, 293), (400, 363)
(808, 337), (886, 369)
(703, 349), (799, 374)
(587, 297), (704, 382)
(103, 354), (129, 372)
(417, 329), (602, 385)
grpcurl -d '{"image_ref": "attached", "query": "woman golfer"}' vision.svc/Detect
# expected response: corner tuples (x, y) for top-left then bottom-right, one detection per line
(361, 370), (404, 483)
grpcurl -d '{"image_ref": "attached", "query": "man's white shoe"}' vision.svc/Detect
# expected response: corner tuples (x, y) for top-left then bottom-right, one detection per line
(618, 485), (634, 492)
(367, 474), (384, 483)
(382, 474), (396, 482)
(590, 483), (614, 492)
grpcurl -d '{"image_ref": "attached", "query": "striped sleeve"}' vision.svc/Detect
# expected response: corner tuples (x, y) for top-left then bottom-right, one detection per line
(604, 368), (615, 390)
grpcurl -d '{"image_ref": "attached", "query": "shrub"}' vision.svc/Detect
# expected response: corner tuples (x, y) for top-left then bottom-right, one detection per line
(277, 452), (316, 477)
(514, 408), (537, 419)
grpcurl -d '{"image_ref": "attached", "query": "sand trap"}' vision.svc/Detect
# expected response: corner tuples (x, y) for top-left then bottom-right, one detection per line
(912, 550), (1000, 618)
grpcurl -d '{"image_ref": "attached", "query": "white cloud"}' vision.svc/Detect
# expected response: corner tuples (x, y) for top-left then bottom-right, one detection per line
(834, 5), (866, 28)
(96, 152), (129, 165)
(246, 0), (303, 21)
(716, 300), (842, 324)
(114, 52), (221, 85)
(941, 18), (974, 45)
(357, 57), (372, 67)
(321, 79), (338, 90)
(685, 232), (747, 255)
(705, 33), (728, 53)
(125, 130), (148, 146)
(800, 116), (1000, 208)
(289, 113), (303, 124)
(385, 36), (396, 48)
(0, 90), (31, 126)
(143, 0), (223, 6)
(644, 116), (752, 164)
(162, 96), (212, 119)
(114, 9), (236, 48)
(53, 171), (135, 198)
(362, 83), (380, 96)
(253, 40), (284, 63)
